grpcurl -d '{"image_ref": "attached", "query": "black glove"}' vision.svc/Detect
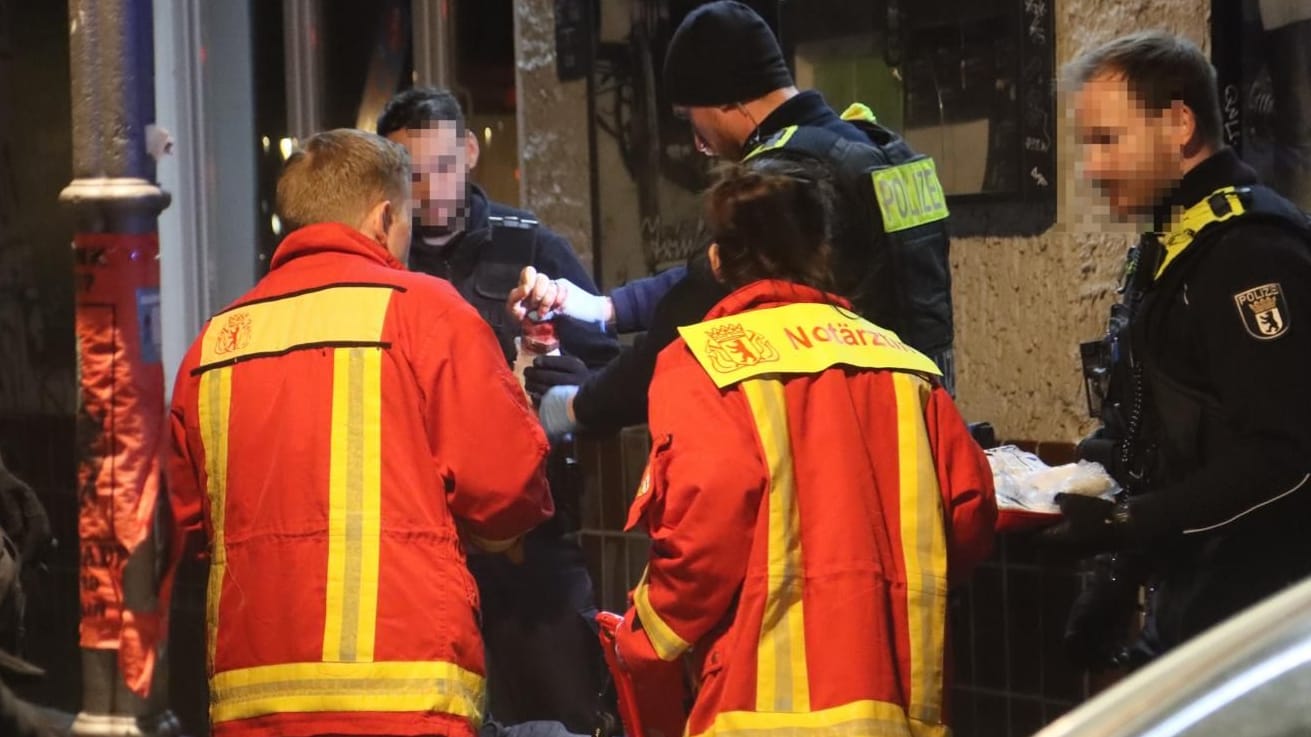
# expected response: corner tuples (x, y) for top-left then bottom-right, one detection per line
(523, 354), (590, 405)
(1041, 494), (1126, 552)
(1076, 435), (1117, 469)
(1064, 553), (1142, 671)
(0, 465), (50, 565)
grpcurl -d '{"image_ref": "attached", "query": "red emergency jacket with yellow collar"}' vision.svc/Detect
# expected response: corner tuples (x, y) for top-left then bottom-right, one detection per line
(166, 222), (554, 737)
(615, 279), (996, 737)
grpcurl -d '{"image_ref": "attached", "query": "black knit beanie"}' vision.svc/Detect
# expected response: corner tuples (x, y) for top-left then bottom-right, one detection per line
(663, 1), (794, 108)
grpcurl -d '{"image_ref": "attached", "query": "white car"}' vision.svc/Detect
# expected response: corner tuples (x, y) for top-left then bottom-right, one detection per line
(1034, 576), (1311, 737)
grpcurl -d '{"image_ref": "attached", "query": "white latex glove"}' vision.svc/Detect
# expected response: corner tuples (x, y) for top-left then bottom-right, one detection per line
(506, 266), (611, 328)
(538, 385), (580, 443)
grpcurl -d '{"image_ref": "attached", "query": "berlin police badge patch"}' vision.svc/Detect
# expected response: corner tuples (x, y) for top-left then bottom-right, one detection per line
(1233, 283), (1290, 340)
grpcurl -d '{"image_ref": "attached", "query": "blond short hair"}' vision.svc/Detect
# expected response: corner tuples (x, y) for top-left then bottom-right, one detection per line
(276, 128), (411, 230)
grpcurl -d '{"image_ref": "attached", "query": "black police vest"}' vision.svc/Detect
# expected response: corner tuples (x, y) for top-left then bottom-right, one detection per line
(1132, 185), (1311, 487)
(744, 112), (955, 389)
(457, 214), (540, 364)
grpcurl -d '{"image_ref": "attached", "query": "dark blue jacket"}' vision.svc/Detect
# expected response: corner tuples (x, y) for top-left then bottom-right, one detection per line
(578, 92), (867, 431)
(410, 185), (620, 369)
(607, 91), (866, 332)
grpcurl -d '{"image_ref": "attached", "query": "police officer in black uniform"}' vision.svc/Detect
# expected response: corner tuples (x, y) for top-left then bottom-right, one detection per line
(377, 89), (620, 734)
(519, 1), (955, 438)
(1047, 31), (1311, 668)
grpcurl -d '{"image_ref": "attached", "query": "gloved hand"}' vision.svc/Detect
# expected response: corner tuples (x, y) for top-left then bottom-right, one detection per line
(0, 463), (51, 564)
(1041, 494), (1124, 552)
(1076, 428), (1121, 480)
(539, 385), (581, 443)
(507, 266), (611, 329)
(524, 354), (591, 405)
(1076, 436), (1117, 469)
(1064, 554), (1141, 671)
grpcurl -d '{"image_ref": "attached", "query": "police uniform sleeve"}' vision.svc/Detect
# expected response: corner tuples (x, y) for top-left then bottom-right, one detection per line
(615, 350), (767, 672)
(573, 257), (729, 433)
(1127, 224), (1311, 538)
(531, 227), (622, 369)
(610, 266), (689, 334)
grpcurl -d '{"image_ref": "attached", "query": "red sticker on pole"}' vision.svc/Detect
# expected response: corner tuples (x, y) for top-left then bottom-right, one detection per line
(74, 232), (164, 651)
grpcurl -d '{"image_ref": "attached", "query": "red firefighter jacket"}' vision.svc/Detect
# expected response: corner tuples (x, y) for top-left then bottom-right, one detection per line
(166, 223), (554, 737)
(615, 280), (996, 737)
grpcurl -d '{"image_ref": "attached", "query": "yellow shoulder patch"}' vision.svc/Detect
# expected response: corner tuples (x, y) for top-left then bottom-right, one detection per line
(198, 284), (396, 371)
(677, 302), (941, 389)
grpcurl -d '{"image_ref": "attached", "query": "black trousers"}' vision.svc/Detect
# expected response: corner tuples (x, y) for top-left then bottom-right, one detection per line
(467, 529), (604, 735)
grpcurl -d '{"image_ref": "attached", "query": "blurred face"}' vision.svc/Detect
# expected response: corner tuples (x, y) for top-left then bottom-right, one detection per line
(385, 122), (473, 237)
(1074, 74), (1187, 220)
(678, 105), (753, 160)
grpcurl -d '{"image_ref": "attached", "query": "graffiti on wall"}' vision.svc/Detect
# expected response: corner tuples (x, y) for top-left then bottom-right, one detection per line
(1213, 0), (1311, 209)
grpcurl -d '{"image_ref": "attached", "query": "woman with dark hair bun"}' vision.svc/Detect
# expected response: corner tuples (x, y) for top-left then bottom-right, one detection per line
(701, 157), (838, 294)
(612, 158), (997, 737)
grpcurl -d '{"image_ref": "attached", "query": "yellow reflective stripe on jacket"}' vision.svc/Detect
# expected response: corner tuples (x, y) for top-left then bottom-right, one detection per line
(678, 302), (941, 389)
(197, 366), (233, 670)
(892, 373), (949, 725)
(632, 567), (692, 661)
(322, 347), (384, 663)
(840, 102), (878, 124)
(688, 698), (949, 737)
(743, 125), (800, 161)
(209, 660), (485, 726)
(1155, 186), (1248, 280)
(871, 158), (950, 233)
(198, 284), (396, 370)
(740, 378), (810, 713)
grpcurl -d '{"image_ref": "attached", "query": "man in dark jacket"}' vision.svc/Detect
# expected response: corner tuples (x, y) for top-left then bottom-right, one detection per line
(377, 89), (617, 734)
(1047, 31), (1311, 667)
(377, 89), (618, 370)
(510, 1), (954, 438)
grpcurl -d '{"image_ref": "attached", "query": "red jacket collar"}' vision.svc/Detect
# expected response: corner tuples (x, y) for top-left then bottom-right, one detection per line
(704, 279), (853, 319)
(270, 222), (405, 271)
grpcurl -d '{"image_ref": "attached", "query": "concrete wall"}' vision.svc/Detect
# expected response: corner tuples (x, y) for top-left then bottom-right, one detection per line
(514, 0), (595, 272)
(948, 0), (1210, 444)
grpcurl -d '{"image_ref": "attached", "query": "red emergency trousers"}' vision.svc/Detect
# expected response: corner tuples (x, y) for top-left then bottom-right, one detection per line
(166, 223), (554, 737)
(616, 280), (996, 737)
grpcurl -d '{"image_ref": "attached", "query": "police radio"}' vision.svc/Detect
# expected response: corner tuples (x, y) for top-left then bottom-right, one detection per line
(1081, 240), (1146, 421)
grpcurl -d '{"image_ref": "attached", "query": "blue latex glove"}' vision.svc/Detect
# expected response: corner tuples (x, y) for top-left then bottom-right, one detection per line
(538, 385), (580, 442)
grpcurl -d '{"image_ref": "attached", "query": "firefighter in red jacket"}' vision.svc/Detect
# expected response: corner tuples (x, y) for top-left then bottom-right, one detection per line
(165, 129), (554, 737)
(614, 159), (997, 737)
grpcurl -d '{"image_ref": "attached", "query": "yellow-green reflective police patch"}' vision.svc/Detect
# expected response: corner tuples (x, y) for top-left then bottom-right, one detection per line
(871, 158), (949, 233)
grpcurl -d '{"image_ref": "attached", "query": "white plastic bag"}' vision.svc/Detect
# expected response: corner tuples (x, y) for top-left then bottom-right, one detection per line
(986, 445), (1119, 514)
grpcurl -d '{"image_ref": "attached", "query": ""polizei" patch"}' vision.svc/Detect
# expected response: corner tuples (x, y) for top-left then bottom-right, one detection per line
(1233, 282), (1291, 340)
(870, 158), (950, 233)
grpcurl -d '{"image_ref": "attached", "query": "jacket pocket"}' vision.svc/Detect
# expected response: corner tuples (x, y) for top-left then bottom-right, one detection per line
(625, 433), (673, 532)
